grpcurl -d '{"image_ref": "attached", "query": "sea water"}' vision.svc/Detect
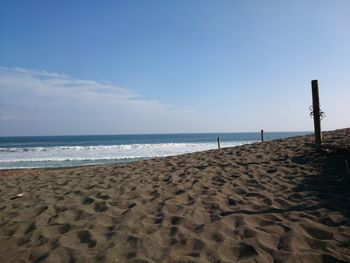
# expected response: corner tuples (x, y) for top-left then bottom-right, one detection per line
(0, 132), (309, 169)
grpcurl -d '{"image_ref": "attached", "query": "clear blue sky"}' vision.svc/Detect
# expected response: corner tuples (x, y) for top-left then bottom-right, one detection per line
(0, 1), (349, 136)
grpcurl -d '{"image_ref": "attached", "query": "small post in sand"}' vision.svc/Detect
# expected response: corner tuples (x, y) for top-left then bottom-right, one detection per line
(217, 137), (221, 149)
(311, 80), (322, 145)
(261, 129), (264, 142)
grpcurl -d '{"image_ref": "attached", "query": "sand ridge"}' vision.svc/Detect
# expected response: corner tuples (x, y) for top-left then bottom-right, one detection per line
(0, 129), (350, 262)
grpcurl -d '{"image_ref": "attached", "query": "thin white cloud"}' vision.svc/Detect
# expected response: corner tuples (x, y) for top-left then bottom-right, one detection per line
(0, 67), (196, 136)
(0, 66), (138, 99)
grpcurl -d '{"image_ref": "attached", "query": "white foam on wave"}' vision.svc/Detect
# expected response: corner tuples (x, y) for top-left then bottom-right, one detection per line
(0, 141), (255, 168)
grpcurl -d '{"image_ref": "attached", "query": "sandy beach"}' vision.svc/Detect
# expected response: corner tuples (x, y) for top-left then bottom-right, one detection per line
(0, 128), (349, 263)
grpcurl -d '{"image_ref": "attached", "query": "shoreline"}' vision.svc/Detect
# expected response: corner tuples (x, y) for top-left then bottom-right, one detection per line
(0, 133), (307, 172)
(0, 142), (257, 173)
(0, 132), (310, 171)
(0, 128), (349, 262)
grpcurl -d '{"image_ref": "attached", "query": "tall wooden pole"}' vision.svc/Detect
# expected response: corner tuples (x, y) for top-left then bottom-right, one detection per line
(217, 137), (221, 149)
(311, 80), (322, 145)
(261, 129), (264, 142)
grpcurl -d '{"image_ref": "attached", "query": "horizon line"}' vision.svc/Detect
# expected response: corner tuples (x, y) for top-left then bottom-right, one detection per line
(0, 130), (314, 138)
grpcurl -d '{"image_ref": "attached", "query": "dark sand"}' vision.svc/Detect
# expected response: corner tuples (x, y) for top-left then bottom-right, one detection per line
(1, 128), (350, 262)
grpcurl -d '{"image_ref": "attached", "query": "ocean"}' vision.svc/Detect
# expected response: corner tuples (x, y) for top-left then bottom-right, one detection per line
(0, 132), (309, 170)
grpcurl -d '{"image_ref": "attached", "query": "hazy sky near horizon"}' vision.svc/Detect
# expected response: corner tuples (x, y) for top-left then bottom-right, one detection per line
(0, 1), (349, 136)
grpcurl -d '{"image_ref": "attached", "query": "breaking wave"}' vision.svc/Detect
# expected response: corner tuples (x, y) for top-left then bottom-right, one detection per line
(0, 141), (254, 169)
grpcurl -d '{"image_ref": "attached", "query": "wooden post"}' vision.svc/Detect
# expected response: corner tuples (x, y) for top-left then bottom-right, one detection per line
(261, 129), (264, 142)
(311, 80), (322, 145)
(217, 137), (221, 149)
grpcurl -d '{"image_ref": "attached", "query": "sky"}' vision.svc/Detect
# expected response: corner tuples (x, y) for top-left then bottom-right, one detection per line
(0, 0), (349, 136)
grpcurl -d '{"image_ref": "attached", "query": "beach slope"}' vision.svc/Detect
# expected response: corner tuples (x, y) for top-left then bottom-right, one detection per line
(1, 129), (350, 262)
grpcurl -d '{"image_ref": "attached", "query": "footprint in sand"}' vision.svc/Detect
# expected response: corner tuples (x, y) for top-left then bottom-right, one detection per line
(192, 224), (205, 233)
(150, 189), (160, 197)
(94, 201), (108, 212)
(58, 223), (71, 234)
(187, 195), (195, 205)
(175, 189), (185, 195)
(212, 232), (224, 242)
(34, 205), (48, 216)
(237, 242), (258, 260)
(170, 226), (178, 236)
(82, 196), (94, 205)
(212, 176), (226, 187)
(96, 192), (110, 200)
(193, 238), (205, 251)
(154, 216), (163, 224)
(171, 216), (183, 225)
(105, 226), (117, 240)
(77, 230), (97, 248)
(25, 222), (36, 234)
(127, 235), (141, 249)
